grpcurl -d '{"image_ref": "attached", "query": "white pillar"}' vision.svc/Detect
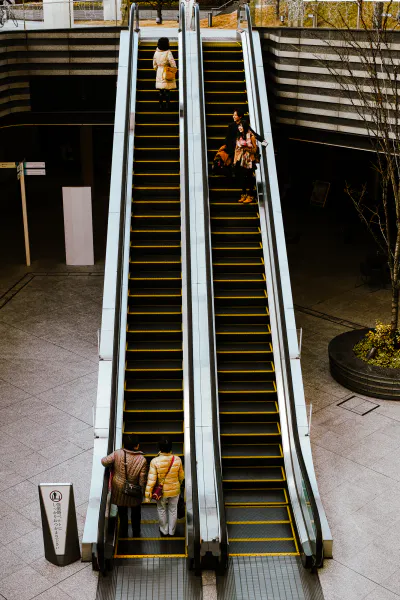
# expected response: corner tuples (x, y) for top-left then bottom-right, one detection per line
(103, 0), (119, 22)
(62, 187), (94, 266)
(43, 0), (72, 28)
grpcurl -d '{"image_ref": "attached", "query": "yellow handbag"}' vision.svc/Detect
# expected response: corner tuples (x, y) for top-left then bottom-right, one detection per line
(163, 66), (177, 82)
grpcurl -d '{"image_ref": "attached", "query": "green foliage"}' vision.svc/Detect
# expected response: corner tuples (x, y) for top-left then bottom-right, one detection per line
(354, 321), (400, 368)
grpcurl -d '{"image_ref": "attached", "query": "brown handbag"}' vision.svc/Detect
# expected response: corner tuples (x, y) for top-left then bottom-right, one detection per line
(163, 66), (177, 82)
(152, 456), (175, 501)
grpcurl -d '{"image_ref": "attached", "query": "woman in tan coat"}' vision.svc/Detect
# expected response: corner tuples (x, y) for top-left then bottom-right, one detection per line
(153, 37), (177, 111)
(144, 438), (184, 537)
(101, 434), (148, 538)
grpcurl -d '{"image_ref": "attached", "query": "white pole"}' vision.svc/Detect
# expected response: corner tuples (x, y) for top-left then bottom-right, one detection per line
(19, 166), (31, 267)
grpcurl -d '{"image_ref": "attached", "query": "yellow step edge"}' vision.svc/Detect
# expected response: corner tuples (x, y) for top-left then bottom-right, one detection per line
(114, 554), (187, 559)
(230, 552), (299, 557)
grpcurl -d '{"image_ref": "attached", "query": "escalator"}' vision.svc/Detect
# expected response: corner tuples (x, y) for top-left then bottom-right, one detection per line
(114, 39), (186, 560)
(203, 41), (299, 557)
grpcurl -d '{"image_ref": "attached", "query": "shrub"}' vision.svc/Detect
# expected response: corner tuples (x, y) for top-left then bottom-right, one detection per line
(354, 321), (400, 368)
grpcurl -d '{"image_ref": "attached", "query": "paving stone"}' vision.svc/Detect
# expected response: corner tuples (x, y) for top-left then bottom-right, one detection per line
(57, 565), (98, 600)
(0, 566), (52, 600)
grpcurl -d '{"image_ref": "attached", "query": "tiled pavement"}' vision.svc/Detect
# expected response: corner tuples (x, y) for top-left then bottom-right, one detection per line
(0, 265), (102, 600)
(1, 248), (400, 600)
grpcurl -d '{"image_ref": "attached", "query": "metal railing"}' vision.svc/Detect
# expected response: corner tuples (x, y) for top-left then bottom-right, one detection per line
(95, 2), (139, 575)
(193, 1), (228, 572)
(178, 0), (201, 570)
(240, 2), (324, 568)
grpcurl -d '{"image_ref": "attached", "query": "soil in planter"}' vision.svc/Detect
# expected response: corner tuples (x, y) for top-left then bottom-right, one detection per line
(354, 322), (400, 369)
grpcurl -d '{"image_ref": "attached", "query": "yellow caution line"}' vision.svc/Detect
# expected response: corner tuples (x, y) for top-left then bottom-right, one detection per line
(230, 552), (299, 557)
(114, 554), (187, 559)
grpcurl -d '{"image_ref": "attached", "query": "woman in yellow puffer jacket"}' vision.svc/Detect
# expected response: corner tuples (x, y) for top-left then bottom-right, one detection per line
(144, 438), (184, 537)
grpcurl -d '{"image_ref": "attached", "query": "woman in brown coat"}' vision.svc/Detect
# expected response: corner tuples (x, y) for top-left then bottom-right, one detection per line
(144, 438), (184, 537)
(101, 434), (148, 538)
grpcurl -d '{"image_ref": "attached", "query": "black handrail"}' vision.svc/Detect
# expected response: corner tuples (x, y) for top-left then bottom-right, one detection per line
(95, 2), (139, 575)
(194, 2), (228, 572)
(179, 1), (201, 571)
(242, 3), (323, 568)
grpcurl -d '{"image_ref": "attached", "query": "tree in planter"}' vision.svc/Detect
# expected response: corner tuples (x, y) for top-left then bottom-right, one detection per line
(311, 1), (400, 333)
(144, 0), (175, 23)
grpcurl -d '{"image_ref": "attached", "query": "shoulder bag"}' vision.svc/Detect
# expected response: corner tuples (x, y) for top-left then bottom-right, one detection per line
(162, 66), (177, 82)
(152, 456), (175, 501)
(122, 450), (143, 499)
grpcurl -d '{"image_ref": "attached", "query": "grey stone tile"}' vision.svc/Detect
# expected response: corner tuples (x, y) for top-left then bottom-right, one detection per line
(46, 414), (92, 438)
(376, 400), (400, 423)
(0, 400), (64, 428)
(0, 468), (26, 495)
(21, 499), (42, 528)
(57, 565), (98, 600)
(0, 480), (38, 511)
(6, 528), (44, 564)
(30, 587), (73, 600)
(75, 501), (88, 517)
(38, 441), (85, 463)
(346, 431), (400, 467)
(364, 589), (400, 600)
(11, 452), (56, 479)
(344, 541), (399, 584)
(0, 380), (31, 410)
(0, 566), (52, 600)
(357, 491), (400, 527)
(0, 509), (37, 545)
(37, 372), (98, 411)
(372, 449), (400, 481)
(67, 427), (94, 451)
(31, 556), (87, 586)
(0, 418), (63, 452)
(318, 558), (378, 600)
(323, 481), (379, 516)
(384, 569), (400, 596)
(0, 546), (25, 581)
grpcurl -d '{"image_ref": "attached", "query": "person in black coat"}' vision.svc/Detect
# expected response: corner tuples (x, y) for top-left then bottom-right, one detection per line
(224, 107), (267, 160)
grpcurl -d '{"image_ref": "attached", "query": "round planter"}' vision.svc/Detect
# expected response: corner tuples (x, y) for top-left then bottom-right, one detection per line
(328, 329), (400, 400)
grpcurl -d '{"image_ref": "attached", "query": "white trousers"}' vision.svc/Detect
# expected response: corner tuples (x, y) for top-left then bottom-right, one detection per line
(156, 495), (179, 535)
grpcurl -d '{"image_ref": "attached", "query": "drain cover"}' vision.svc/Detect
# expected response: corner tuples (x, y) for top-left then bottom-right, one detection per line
(337, 395), (379, 416)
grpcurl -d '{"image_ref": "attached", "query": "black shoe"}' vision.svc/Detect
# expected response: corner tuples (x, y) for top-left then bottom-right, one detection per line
(132, 530), (141, 537)
(159, 102), (164, 111)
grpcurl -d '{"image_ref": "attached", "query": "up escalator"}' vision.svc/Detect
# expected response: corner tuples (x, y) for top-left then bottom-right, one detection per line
(115, 40), (186, 560)
(203, 41), (299, 557)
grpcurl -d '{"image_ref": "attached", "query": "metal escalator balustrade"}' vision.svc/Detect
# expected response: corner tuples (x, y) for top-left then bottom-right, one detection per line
(115, 40), (186, 560)
(203, 41), (299, 557)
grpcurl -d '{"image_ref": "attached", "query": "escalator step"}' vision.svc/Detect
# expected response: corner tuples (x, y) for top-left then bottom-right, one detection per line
(218, 361), (274, 373)
(127, 323), (182, 333)
(126, 359), (182, 371)
(217, 324), (270, 334)
(223, 467), (285, 482)
(125, 380), (183, 392)
(221, 444), (282, 459)
(124, 399), (183, 412)
(228, 540), (298, 555)
(224, 489), (288, 505)
(124, 421), (183, 434)
(219, 400), (277, 414)
(119, 522), (185, 539)
(220, 422), (279, 435)
(228, 523), (293, 539)
(127, 341), (182, 352)
(116, 539), (186, 558)
(217, 342), (273, 353)
(226, 506), (291, 522)
(219, 381), (276, 393)
(216, 308), (269, 317)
